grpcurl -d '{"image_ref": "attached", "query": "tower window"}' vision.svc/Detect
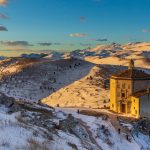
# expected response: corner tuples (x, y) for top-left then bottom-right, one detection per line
(121, 93), (125, 98)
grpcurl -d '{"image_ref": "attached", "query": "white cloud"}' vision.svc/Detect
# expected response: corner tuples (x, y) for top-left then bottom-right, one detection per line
(69, 33), (87, 37)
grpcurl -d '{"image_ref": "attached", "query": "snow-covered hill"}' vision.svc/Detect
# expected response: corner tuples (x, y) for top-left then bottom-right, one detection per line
(42, 65), (124, 108)
(0, 42), (149, 106)
(0, 42), (149, 150)
(0, 94), (150, 150)
(0, 58), (94, 102)
(71, 42), (150, 69)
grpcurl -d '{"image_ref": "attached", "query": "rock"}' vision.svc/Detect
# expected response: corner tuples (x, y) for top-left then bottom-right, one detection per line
(0, 93), (15, 107)
(8, 102), (22, 113)
(59, 114), (78, 131)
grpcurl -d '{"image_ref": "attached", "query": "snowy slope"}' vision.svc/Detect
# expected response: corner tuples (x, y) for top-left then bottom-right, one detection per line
(42, 65), (124, 108)
(0, 58), (94, 102)
(71, 42), (150, 69)
(0, 97), (150, 150)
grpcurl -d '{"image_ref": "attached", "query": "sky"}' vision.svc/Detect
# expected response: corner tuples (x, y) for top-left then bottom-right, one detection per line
(0, 0), (150, 56)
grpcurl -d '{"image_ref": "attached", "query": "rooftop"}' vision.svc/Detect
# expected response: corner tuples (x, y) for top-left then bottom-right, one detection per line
(112, 69), (150, 79)
(132, 88), (150, 98)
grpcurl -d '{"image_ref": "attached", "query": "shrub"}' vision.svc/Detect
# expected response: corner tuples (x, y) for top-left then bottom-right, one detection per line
(68, 142), (78, 150)
(0, 140), (10, 148)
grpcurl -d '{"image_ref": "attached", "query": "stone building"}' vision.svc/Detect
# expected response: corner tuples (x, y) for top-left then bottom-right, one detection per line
(110, 60), (150, 118)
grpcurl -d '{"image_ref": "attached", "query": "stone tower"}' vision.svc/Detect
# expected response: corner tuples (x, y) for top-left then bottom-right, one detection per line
(128, 59), (134, 69)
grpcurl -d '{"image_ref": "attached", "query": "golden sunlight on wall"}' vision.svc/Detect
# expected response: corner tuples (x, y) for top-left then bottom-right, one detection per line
(110, 78), (117, 112)
(131, 97), (139, 118)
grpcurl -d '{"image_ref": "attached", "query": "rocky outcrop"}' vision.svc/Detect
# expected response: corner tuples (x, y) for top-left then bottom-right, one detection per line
(0, 93), (15, 107)
(59, 114), (78, 132)
(0, 92), (54, 114)
(59, 114), (101, 150)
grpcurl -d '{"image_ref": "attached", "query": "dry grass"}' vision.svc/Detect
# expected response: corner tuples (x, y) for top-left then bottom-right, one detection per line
(26, 137), (50, 150)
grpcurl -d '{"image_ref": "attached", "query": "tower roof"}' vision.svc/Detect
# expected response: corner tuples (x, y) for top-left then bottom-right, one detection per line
(132, 87), (150, 98)
(111, 59), (150, 80)
(112, 69), (150, 80)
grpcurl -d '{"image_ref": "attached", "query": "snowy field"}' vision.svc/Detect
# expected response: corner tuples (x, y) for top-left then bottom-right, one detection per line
(0, 103), (150, 150)
(55, 108), (150, 150)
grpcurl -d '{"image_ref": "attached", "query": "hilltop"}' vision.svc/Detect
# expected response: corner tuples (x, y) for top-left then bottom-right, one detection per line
(71, 42), (150, 69)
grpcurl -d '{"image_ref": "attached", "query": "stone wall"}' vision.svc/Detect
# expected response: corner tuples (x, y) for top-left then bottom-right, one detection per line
(140, 94), (150, 119)
(110, 78), (117, 112)
(130, 96), (139, 118)
(133, 80), (150, 93)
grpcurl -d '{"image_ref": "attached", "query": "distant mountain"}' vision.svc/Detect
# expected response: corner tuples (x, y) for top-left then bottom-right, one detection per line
(44, 51), (65, 60)
(21, 53), (48, 59)
(16, 42), (150, 62)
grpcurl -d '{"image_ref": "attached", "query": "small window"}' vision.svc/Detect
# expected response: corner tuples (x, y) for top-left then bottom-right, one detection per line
(135, 110), (137, 114)
(134, 107), (135, 109)
(121, 93), (125, 98)
(112, 104), (114, 108)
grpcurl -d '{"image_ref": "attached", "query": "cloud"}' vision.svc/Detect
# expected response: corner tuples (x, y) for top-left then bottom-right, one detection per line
(54, 43), (62, 45)
(38, 42), (52, 46)
(69, 33), (87, 37)
(96, 38), (108, 42)
(80, 43), (92, 46)
(0, 0), (8, 6)
(79, 16), (86, 23)
(63, 43), (74, 46)
(142, 29), (150, 33)
(0, 41), (33, 46)
(92, 38), (108, 42)
(0, 25), (8, 31)
(0, 13), (9, 19)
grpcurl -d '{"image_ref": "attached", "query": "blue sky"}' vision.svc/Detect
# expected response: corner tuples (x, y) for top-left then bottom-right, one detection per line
(0, 0), (150, 56)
